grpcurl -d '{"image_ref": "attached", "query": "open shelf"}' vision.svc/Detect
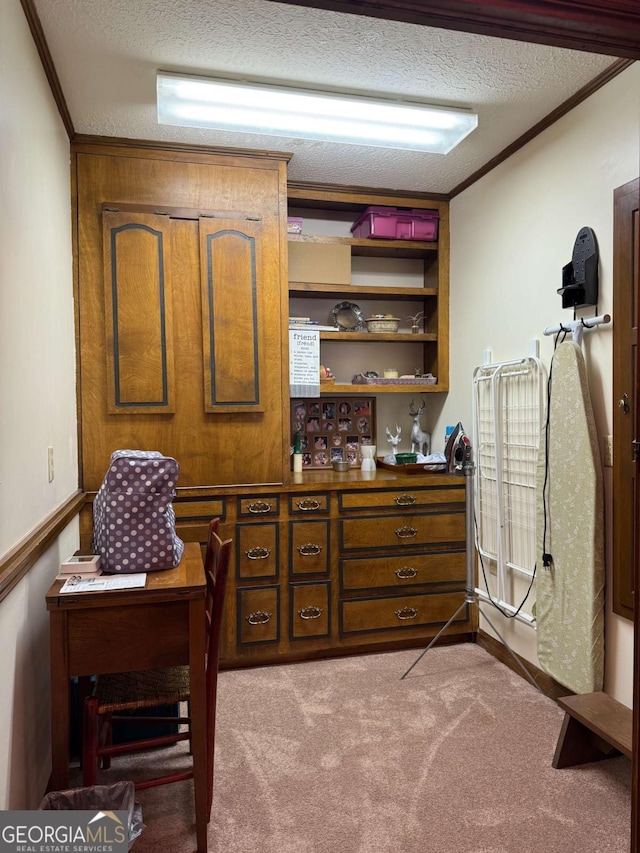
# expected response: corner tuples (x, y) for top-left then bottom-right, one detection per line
(289, 283), (437, 299)
(320, 383), (442, 395)
(317, 332), (437, 342)
(288, 233), (437, 258)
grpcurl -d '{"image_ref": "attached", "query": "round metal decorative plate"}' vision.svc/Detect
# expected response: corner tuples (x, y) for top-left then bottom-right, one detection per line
(332, 301), (364, 331)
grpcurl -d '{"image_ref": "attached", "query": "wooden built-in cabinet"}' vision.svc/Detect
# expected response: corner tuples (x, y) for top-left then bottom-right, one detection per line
(163, 471), (471, 668)
(287, 185), (449, 393)
(74, 140), (468, 668)
(74, 141), (290, 492)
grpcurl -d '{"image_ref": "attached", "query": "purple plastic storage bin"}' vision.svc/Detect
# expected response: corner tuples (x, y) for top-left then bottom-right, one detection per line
(287, 216), (303, 234)
(351, 206), (439, 241)
(409, 209), (440, 240)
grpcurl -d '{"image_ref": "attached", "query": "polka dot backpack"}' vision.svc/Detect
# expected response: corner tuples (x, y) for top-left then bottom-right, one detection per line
(93, 449), (185, 573)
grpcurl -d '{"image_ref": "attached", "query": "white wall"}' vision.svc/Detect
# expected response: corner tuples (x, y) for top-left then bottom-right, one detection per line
(0, 0), (79, 806)
(442, 62), (640, 706)
(0, 0), (637, 806)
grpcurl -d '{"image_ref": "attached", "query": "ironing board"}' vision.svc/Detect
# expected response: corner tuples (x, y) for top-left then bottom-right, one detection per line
(535, 340), (604, 694)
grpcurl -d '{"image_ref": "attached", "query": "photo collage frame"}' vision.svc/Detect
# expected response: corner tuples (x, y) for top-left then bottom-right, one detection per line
(291, 397), (376, 470)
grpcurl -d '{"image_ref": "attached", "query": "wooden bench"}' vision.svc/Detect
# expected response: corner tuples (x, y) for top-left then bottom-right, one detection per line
(553, 691), (632, 769)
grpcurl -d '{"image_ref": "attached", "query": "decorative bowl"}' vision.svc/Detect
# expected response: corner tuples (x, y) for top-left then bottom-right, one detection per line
(395, 452), (418, 465)
(365, 316), (400, 333)
(332, 460), (350, 472)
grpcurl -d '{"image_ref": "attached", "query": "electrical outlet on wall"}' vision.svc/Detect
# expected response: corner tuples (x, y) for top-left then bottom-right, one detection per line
(602, 435), (613, 468)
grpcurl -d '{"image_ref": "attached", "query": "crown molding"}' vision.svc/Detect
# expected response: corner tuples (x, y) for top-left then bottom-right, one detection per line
(71, 134), (293, 163)
(20, 0), (74, 138)
(450, 57), (634, 197)
(266, 0), (640, 59)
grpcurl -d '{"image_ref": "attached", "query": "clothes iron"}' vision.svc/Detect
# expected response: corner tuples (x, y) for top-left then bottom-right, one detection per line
(444, 422), (472, 473)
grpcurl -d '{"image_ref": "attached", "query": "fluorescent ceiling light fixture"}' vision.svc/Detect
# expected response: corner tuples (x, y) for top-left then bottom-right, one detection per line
(157, 72), (477, 154)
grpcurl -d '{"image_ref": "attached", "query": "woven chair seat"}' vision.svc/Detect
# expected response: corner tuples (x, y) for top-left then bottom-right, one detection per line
(95, 666), (191, 714)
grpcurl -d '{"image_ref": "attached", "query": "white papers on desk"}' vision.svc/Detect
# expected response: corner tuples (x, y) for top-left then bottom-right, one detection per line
(59, 573), (147, 593)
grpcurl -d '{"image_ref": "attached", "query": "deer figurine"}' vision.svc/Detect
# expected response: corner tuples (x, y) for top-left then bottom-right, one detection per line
(409, 399), (431, 456)
(385, 424), (402, 456)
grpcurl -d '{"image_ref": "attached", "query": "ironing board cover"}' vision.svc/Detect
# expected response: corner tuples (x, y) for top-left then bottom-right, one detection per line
(535, 341), (604, 694)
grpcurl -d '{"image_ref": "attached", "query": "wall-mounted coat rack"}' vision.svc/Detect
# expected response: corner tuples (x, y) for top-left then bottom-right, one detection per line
(543, 313), (611, 346)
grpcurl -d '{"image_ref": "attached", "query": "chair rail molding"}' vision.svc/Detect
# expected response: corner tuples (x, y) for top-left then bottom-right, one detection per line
(0, 490), (85, 603)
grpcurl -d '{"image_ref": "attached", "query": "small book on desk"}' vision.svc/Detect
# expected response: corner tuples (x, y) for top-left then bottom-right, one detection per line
(56, 568), (103, 580)
(58, 554), (102, 578)
(59, 573), (147, 594)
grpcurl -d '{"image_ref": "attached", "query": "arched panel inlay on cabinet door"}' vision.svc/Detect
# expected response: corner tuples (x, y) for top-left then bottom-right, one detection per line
(199, 217), (264, 413)
(102, 210), (175, 413)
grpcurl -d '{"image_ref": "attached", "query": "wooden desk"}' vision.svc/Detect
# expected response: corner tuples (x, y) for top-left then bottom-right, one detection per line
(46, 542), (208, 853)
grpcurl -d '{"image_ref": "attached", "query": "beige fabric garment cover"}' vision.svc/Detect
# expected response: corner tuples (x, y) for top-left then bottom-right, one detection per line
(536, 340), (604, 694)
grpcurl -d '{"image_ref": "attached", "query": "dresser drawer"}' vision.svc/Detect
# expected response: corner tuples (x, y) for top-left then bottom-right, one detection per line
(290, 582), (330, 639)
(236, 522), (279, 580)
(289, 493), (329, 514)
(341, 591), (466, 635)
(340, 512), (465, 551)
(341, 550), (466, 591)
(238, 495), (280, 517)
(237, 586), (279, 645)
(290, 520), (330, 576)
(339, 486), (464, 512)
(173, 496), (226, 521)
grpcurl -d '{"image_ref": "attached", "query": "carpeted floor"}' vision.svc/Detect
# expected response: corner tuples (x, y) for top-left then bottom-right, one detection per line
(81, 644), (632, 852)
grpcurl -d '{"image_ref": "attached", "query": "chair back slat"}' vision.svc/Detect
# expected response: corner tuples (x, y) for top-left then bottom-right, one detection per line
(205, 528), (231, 678)
(202, 519), (232, 815)
(203, 517), (221, 615)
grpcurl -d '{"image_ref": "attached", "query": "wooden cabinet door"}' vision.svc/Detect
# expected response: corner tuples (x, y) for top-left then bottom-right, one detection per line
(199, 217), (264, 413)
(612, 177), (639, 620)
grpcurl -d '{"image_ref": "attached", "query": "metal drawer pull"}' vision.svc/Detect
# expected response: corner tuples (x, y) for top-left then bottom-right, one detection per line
(395, 526), (417, 539)
(395, 606), (418, 620)
(298, 543), (322, 556)
(298, 606), (323, 620)
(246, 547), (270, 560)
(395, 566), (417, 579)
(247, 501), (272, 514)
(297, 498), (321, 511)
(247, 610), (272, 625)
(394, 494), (416, 506)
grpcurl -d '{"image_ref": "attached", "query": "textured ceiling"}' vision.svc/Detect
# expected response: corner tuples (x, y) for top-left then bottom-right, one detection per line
(32, 0), (616, 194)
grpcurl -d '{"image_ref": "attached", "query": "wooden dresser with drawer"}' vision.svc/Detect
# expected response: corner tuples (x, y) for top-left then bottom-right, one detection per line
(80, 470), (474, 668)
(172, 471), (474, 667)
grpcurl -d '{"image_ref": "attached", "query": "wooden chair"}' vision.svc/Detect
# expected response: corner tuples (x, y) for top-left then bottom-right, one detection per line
(82, 519), (231, 817)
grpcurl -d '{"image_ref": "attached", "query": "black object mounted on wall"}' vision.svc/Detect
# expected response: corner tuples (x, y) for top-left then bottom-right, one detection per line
(557, 226), (599, 309)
